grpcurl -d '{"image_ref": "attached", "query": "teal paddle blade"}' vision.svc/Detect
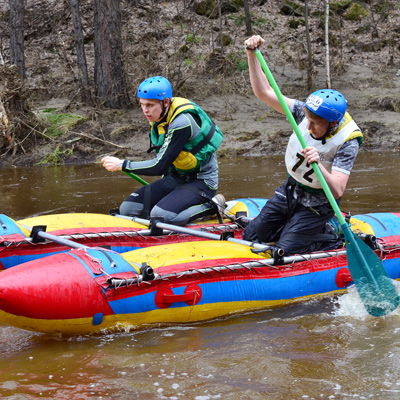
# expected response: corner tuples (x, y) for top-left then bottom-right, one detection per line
(342, 223), (400, 316)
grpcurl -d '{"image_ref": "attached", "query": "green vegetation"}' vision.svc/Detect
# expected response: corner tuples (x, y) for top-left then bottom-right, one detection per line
(227, 52), (248, 72)
(37, 108), (87, 137)
(330, 0), (352, 14)
(36, 144), (74, 165)
(187, 33), (201, 44)
(345, 2), (369, 21)
(229, 12), (271, 28)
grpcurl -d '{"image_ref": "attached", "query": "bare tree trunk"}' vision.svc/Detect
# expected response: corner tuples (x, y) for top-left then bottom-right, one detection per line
(0, 55), (9, 136)
(0, 71), (10, 144)
(68, 0), (92, 104)
(218, 0), (223, 54)
(244, 0), (252, 36)
(94, 0), (131, 108)
(9, 0), (25, 81)
(325, 0), (331, 88)
(304, 0), (313, 91)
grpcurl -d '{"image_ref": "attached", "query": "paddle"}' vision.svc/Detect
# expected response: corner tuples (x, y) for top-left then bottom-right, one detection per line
(123, 171), (149, 185)
(254, 48), (399, 316)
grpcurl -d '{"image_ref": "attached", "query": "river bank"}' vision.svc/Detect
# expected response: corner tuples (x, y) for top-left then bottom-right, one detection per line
(2, 60), (399, 168)
(1, 0), (399, 167)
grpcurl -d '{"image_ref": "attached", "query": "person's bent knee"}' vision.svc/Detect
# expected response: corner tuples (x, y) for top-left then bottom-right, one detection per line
(150, 205), (181, 225)
(242, 216), (273, 243)
(119, 201), (143, 217)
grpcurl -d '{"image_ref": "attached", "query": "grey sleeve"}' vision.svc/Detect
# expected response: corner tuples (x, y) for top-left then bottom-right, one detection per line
(290, 100), (306, 125)
(332, 139), (360, 175)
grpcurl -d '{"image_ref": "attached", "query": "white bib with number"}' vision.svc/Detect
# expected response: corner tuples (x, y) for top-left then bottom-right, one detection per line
(285, 116), (359, 188)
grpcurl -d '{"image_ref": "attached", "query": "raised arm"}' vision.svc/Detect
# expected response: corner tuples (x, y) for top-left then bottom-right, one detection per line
(245, 35), (293, 115)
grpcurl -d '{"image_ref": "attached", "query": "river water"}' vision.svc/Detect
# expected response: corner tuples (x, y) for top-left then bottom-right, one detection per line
(1, 153), (400, 399)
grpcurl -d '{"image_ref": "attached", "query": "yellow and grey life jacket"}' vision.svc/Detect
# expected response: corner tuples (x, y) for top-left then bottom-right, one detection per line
(148, 97), (223, 174)
(285, 112), (363, 189)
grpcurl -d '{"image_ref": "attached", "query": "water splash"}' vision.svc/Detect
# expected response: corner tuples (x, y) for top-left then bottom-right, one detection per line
(333, 280), (400, 318)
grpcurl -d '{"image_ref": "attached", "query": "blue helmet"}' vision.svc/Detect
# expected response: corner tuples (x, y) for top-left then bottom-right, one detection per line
(305, 89), (347, 122)
(137, 76), (173, 101)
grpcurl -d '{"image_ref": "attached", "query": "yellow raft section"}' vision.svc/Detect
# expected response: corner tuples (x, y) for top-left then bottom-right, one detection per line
(16, 213), (147, 236)
(14, 199), (254, 237)
(0, 241), (319, 336)
(349, 216), (375, 236)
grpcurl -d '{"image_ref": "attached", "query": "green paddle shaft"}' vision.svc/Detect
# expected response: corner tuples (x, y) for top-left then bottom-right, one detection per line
(123, 171), (149, 186)
(254, 50), (345, 224)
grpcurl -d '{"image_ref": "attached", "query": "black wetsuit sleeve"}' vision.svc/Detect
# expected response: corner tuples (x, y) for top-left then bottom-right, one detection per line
(122, 123), (191, 176)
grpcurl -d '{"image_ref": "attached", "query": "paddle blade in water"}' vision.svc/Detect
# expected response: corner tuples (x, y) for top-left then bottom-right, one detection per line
(342, 224), (400, 316)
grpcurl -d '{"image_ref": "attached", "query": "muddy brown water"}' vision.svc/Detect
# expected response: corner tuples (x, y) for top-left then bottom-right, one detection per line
(1, 153), (400, 399)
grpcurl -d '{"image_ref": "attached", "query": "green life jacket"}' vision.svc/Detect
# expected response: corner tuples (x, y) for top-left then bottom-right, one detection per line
(149, 97), (223, 174)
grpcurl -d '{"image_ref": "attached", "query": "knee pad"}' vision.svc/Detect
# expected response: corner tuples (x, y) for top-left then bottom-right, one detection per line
(150, 205), (179, 224)
(119, 201), (144, 217)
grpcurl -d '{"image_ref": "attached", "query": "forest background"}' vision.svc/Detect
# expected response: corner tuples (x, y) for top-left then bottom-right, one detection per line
(0, 0), (399, 167)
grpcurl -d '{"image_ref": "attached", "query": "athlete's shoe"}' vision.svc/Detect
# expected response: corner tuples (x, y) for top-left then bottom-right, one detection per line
(212, 194), (226, 219)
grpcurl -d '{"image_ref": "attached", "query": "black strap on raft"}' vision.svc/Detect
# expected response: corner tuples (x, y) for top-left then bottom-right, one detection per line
(220, 231), (234, 240)
(149, 216), (164, 236)
(30, 225), (47, 243)
(200, 192), (224, 224)
(142, 184), (152, 219)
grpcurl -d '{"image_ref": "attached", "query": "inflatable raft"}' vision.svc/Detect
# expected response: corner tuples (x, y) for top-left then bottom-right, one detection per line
(0, 216), (399, 335)
(0, 198), (266, 270)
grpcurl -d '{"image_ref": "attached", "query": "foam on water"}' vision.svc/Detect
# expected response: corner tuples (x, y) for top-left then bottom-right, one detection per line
(333, 280), (400, 318)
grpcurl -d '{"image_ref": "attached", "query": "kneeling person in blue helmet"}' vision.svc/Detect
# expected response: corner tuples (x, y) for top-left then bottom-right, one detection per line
(243, 35), (363, 255)
(101, 76), (224, 226)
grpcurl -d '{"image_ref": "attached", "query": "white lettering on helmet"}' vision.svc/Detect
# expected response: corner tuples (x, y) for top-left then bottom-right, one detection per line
(306, 94), (323, 111)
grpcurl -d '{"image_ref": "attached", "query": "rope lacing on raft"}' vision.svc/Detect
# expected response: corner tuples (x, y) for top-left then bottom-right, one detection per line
(105, 253), (348, 291)
(1, 223), (243, 247)
(104, 241), (397, 291)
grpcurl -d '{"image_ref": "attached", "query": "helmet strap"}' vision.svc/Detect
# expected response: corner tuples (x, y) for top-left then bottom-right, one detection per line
(159, 99), (170, 120)
(321, 123), (332, 144)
